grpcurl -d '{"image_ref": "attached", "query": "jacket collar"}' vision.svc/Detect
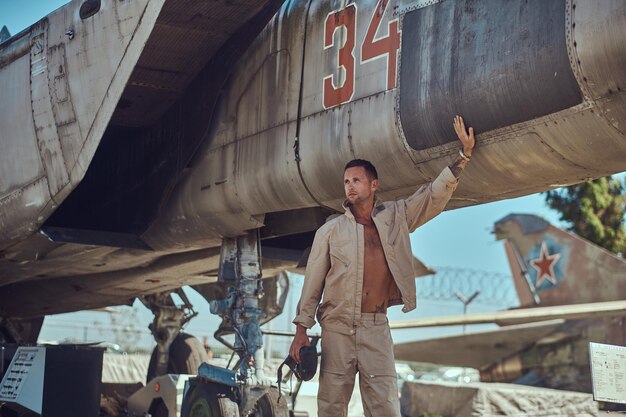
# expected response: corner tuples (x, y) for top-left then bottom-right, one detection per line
(342, 197), (385, 220)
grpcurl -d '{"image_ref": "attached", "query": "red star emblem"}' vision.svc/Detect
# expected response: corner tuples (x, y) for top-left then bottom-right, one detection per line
(531, 241), (561, 288)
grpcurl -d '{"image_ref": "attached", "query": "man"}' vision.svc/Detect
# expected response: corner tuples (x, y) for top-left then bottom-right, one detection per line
(290, 116), (475, 417)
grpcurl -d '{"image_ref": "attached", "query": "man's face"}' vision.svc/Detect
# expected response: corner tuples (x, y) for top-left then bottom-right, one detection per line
(344, 166), (378, 205)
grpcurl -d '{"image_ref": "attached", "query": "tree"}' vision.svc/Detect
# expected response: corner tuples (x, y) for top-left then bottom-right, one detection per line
(544, 176), (625, 256)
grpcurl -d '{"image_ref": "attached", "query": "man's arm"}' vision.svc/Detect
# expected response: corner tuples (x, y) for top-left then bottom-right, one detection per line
(404, 115), (476, 231)
(290, 227), (331, 361)
(292, 227), (330, 328)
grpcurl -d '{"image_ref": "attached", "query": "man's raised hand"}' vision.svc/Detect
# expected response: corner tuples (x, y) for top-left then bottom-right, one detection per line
(453, 115), (475, 157)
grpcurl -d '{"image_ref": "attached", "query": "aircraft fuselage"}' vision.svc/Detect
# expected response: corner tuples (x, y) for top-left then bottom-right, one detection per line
(1, 0), (626, 321)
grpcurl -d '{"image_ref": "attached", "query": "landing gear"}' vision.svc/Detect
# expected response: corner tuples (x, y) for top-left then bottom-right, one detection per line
(141, 289), (200, 379)
(129, 292), (208, 417)
(139, 230), (290, 416)
(181, 383), (288, 417)
(209, 230), (267, 382)
(147, 332), (209, 382)
(181, 230), (290, 417)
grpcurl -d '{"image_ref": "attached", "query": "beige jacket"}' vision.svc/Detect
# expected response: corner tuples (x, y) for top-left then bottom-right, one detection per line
(293, 167), (459, 334)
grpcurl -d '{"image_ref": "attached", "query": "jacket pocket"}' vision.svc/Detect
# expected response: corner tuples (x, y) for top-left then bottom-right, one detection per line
(329, 244), (350, 267)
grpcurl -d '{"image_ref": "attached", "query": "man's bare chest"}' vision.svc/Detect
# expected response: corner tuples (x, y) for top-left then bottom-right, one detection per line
(363, 223), (384, 251)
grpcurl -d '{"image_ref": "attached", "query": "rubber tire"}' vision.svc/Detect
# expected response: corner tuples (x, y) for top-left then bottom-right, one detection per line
(181, 380), (235, 417)
(180, 382), (219, 417)
(146, 332), (209, 382)
(254, 387), (290, 417)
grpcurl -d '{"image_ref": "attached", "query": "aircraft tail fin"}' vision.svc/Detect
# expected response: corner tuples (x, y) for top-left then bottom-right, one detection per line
(502, 239), (540, 306)
(494, 213), (626, 307)
(0, 26), (10, 44)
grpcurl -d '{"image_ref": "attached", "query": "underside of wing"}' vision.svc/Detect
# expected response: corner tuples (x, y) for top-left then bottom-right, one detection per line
(389, 300), (626, 329)
(113, 0), (283, 128)
(393, 320), (564, 369)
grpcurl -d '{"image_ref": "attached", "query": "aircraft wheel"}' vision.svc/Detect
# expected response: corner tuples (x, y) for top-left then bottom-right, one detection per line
(147, 332), (209, 381)
(243, 388), (289, 417)
(181, 380), (239, 417)
(181, 382), (219, 417)
(252, 388), (289, 417)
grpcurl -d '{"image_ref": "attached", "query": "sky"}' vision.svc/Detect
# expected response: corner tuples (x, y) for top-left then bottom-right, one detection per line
(0, 1), (68, 36)
(3, 1), (624, 355)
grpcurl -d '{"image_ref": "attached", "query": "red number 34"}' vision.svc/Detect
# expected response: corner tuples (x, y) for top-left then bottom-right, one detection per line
(323, 0), (401, 109)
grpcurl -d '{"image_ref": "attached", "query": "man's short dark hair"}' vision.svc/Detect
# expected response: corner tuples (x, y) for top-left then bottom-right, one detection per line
(344, 159), (378, 180)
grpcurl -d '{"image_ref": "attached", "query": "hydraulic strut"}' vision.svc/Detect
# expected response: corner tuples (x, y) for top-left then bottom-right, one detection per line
(210, 229), (268, 384)
(141, 289), (197, 377)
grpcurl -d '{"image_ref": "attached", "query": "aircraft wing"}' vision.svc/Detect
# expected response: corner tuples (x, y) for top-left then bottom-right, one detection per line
(413, 256), (436, 278)
(393, 320), (563, 368)
(389, 300), (626, 329)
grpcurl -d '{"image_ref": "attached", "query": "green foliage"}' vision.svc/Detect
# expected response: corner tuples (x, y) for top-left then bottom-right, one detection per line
(544, 176), (626, 255)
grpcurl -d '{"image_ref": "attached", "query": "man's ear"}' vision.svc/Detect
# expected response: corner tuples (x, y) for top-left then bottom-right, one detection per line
(371, 178), (379, 192)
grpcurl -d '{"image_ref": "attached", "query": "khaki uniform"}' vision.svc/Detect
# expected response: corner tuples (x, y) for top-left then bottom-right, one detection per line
(293, 167), (458, 417)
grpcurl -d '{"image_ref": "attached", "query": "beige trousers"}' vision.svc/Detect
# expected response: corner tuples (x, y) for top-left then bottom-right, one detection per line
(317, 313), (400, 417)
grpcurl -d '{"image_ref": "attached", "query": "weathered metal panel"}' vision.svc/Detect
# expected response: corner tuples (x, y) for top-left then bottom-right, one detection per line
(300, 0), (400, 117)
(0, 32), (30, 69)
(30, 22), (70, 197)
(299, 92), (425, 209)
(48, 44), (75, 126)
(234, 124), (311, 213)
(573, 0), (626, 101)
(573, 0), (626, 134)
(59, 0), (162, 143)
(47, 42), (83, 174)
(143, 0), (311, 249)
(151, 139), (264, 247)
(297, 0), (419, 209)
(0, 54), (43, 195)
(235, 50), (292, 141)
(0, 178), (51, 244)
(0, 0), (166, 251)
(399, 0), (583, 151)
